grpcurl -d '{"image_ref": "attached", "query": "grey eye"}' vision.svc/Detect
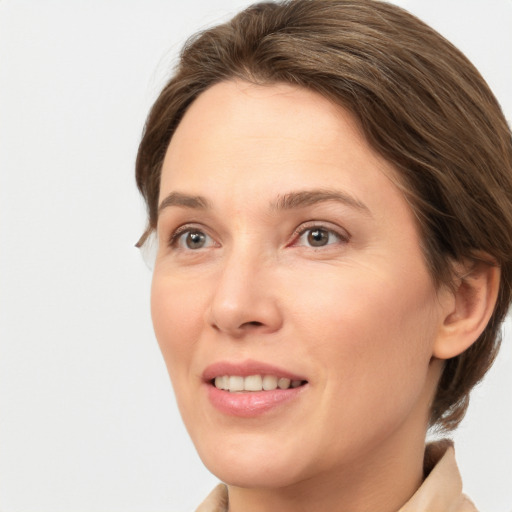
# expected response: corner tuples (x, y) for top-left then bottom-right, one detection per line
(170, 227), (217, 251)
(307, 228), (330, 247)
(294, 226), (346, 248)
(185, 230), (207, 249)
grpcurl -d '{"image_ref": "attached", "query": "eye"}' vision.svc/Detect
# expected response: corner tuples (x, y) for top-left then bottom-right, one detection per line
(293, 225), (348, 248)
(170, 227), (216, 250)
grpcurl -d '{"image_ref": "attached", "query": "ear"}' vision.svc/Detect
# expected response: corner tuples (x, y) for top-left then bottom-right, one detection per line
(433, 257), (500, 360)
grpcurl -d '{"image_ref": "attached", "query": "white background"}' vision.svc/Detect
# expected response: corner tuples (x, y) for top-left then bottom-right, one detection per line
(0, 1), (511, 511)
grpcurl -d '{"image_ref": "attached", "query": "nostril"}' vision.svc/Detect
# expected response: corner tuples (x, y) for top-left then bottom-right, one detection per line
(209, 320), (265, 333)
(243, 321), (265, 328)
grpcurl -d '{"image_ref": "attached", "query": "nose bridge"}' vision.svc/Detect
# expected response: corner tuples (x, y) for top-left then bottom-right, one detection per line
(208, 235), (282, 336)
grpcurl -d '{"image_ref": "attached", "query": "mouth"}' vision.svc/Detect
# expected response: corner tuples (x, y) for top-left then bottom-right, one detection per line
(211, 375), (307, 392)
(203, 360), (309, 417)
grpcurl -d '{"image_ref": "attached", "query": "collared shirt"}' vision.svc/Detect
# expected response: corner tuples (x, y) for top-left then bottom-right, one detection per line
(195, 441), (478, 512)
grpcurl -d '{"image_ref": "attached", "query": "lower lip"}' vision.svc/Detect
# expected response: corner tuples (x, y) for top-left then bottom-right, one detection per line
(206, 383), (307, 417)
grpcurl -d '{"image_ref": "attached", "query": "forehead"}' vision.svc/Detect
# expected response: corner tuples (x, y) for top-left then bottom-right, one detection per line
(171, 80), (354, 144)
(159, 80), (405, 216)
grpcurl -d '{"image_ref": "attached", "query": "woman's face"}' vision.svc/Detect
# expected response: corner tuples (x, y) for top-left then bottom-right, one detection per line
(151, 81), (447, 488)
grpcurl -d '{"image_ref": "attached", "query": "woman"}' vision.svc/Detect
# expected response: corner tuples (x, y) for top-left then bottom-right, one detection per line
(135, 1), (512, 510)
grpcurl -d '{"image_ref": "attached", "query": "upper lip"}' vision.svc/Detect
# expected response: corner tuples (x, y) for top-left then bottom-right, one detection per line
(202, 359), (307, 383)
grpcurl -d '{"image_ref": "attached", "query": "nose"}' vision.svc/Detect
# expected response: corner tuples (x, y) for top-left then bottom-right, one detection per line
(206, 247), (283, 338)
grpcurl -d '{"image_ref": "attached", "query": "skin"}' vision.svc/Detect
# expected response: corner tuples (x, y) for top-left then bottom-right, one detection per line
(150, 81), (495, 512)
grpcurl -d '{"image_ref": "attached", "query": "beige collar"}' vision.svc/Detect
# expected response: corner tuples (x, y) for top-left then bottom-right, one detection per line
(399, 440), (477, 512)
(196, 441), (477, 512)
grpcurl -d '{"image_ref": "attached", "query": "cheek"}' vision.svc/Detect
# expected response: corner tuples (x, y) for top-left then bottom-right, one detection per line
(290, 264), (439, 429)
(150, 271), (206, 377)
(291, 260), (438, 349)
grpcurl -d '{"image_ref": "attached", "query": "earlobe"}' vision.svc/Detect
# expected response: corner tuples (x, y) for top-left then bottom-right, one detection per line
(433, 258), (500, 360)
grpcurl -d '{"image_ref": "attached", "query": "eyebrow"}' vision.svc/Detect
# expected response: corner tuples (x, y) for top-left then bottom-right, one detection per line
(271, 189), (371, 215)
(158, 192), (211, 213)
(157, 188), (371, 216)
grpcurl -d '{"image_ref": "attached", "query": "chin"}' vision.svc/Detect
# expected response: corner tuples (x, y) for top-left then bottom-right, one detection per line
(204, 457), (305, 489)
(193, 432), (310, 488)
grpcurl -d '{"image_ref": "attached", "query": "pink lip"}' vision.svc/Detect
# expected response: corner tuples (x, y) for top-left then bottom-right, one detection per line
(203, 359), (308, 418)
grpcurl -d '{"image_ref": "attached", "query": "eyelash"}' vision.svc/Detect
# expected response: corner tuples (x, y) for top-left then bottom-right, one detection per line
(290, 222), (350, 248)
(167, 224), (215, 249)
(167, 222), (350, 250)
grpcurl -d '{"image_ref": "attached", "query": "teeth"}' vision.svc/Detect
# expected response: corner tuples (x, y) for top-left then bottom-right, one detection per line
(213, 375), (304, 392)
(244, 375), (263, 391)
(262, 375), (278, 390)
(214, 376), (229, 390)
(277, 377), (291, 389)
(229, 376), (244, 392)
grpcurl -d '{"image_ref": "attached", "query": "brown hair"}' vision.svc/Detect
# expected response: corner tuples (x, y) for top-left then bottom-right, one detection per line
(135, 0), (512, 431)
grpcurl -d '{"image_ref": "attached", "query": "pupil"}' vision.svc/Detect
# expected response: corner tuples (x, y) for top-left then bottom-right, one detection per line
(308, 229), (328, 247)
(187, 231), (205, 249)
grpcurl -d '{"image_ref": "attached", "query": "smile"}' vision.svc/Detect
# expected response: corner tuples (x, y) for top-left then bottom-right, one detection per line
(213, 375), (305, 392)
(203, 361), (309, 417)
